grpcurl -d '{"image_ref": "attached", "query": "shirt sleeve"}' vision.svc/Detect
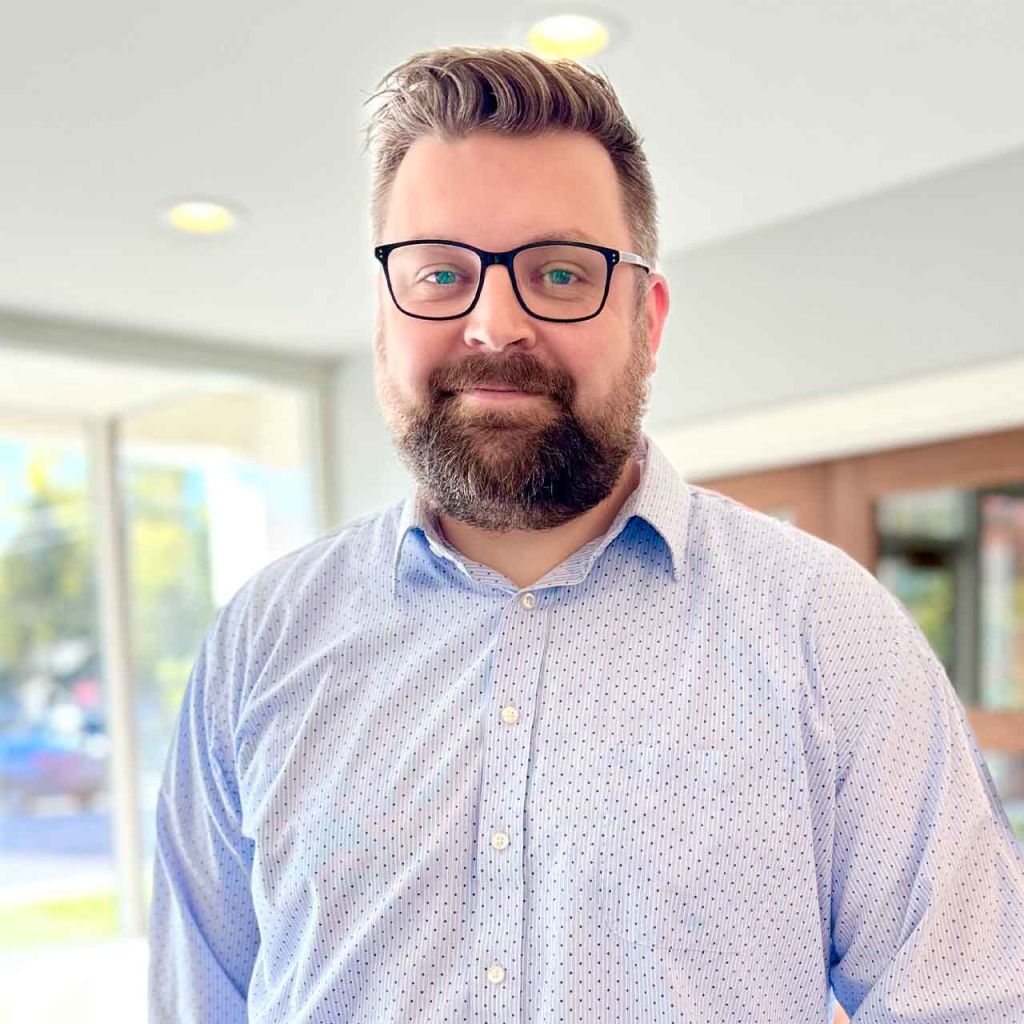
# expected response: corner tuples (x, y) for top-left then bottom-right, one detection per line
(811, 550), (1024, 1021)
(147, 594), (260, 1023)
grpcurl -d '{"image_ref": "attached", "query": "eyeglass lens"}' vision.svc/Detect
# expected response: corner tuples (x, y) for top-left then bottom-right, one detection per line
(385, 243), (608, 320)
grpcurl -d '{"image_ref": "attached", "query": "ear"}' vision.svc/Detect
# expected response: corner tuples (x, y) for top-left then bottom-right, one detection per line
(643, 272), (670, 374)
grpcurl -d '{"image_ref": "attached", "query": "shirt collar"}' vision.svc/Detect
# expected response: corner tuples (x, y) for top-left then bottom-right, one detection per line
(391, 429), (690, 596)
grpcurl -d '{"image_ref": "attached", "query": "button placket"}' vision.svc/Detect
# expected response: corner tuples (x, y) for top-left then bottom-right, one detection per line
(473, 587), (548, 1021)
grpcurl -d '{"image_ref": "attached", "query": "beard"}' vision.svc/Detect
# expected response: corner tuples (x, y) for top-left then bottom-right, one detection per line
(374, 306), (652, 534)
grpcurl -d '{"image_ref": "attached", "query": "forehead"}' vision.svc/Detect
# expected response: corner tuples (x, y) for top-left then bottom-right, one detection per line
(381, 130), (631, 250)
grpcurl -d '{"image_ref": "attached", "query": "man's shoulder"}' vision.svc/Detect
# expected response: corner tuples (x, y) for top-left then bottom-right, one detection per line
(683, 481), (892, 610)
(684, 481), (826, 570)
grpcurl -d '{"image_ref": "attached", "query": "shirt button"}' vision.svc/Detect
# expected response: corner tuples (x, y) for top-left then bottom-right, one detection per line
(519, 591), (537, 610)
(500, 705), (520, 725)
(490, 830), (510, 851)
(486, 964), (506, 985)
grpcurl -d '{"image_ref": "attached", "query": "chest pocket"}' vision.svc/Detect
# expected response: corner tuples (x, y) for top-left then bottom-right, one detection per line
(591, 743), (797, 956)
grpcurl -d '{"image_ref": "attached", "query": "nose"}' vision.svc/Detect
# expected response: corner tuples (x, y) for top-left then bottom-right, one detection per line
(463, 262), (536, 352)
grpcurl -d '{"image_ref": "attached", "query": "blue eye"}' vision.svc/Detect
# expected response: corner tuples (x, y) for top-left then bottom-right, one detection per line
(545, 268), (574, 286)
(427, 269), (459, 286)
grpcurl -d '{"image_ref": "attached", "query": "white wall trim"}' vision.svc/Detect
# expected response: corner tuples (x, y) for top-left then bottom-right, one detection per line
(650, 354), (1024, 480)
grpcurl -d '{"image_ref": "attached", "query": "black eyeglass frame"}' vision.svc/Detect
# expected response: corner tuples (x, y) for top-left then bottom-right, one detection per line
(373, 238), (651, 324)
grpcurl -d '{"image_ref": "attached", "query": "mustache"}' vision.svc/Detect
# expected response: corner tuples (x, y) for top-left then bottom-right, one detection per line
(433, 354), (567, 398)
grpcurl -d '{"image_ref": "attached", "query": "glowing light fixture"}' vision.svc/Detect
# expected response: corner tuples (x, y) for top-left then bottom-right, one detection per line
(527, 13), (610, 59)
(165, 200), (238, 235)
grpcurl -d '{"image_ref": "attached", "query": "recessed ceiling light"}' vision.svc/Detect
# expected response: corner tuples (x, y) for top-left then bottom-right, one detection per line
(164, 200), (238, 235)
(526, 13), (610, 59)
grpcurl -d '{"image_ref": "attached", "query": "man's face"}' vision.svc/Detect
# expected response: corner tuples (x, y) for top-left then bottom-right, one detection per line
(374, 129), (668, 533)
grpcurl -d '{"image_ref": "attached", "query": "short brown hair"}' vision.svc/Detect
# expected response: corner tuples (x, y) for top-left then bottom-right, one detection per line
(361, 46), (659, 273)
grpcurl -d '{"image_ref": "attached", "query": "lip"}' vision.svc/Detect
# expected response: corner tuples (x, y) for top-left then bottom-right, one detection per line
(464, 387), (540, 401)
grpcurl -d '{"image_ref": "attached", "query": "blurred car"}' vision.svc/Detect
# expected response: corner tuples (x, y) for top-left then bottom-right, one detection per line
(0, 724), (108, 812)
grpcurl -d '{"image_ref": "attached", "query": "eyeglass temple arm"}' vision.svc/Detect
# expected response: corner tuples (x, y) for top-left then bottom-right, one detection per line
(618, 251), (651, 272)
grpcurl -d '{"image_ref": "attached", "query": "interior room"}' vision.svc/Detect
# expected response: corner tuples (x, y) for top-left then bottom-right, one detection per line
(2, 2), (1022, 1020)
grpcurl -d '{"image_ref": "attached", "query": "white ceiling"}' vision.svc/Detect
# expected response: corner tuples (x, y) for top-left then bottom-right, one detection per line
(2, 0), (1021, 358)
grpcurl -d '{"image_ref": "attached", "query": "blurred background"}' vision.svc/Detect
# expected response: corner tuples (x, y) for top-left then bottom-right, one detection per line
(1, 2), (1022, 1021)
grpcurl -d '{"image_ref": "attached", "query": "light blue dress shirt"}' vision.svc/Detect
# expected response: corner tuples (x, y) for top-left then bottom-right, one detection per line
(148, 431), (1024, 1022)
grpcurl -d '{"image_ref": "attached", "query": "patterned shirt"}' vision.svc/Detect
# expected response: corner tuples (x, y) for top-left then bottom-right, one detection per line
(148, 430), (1024, 1022)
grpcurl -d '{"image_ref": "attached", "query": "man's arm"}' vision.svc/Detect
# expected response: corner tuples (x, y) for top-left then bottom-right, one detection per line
(811, 551), (1024, 1021)
(148, 598), (260, 1023)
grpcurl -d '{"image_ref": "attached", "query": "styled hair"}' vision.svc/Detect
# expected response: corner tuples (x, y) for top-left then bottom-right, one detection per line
(361, 46), (659, 274)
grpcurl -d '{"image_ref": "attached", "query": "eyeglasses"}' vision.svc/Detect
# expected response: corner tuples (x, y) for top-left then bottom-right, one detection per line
(373, 238), (650, 323)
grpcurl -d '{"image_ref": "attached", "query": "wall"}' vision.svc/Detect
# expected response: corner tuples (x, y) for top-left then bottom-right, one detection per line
(647, 145), (1024, 426)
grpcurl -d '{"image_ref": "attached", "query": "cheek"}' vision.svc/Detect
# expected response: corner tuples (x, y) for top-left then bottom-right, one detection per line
(569, 344), (631, 413)
(560, 347), (599, 400)
(382, 323), (447, 396)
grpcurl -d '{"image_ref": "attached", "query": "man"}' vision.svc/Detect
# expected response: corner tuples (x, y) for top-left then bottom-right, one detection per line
(149, 46), (1024, 1022)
